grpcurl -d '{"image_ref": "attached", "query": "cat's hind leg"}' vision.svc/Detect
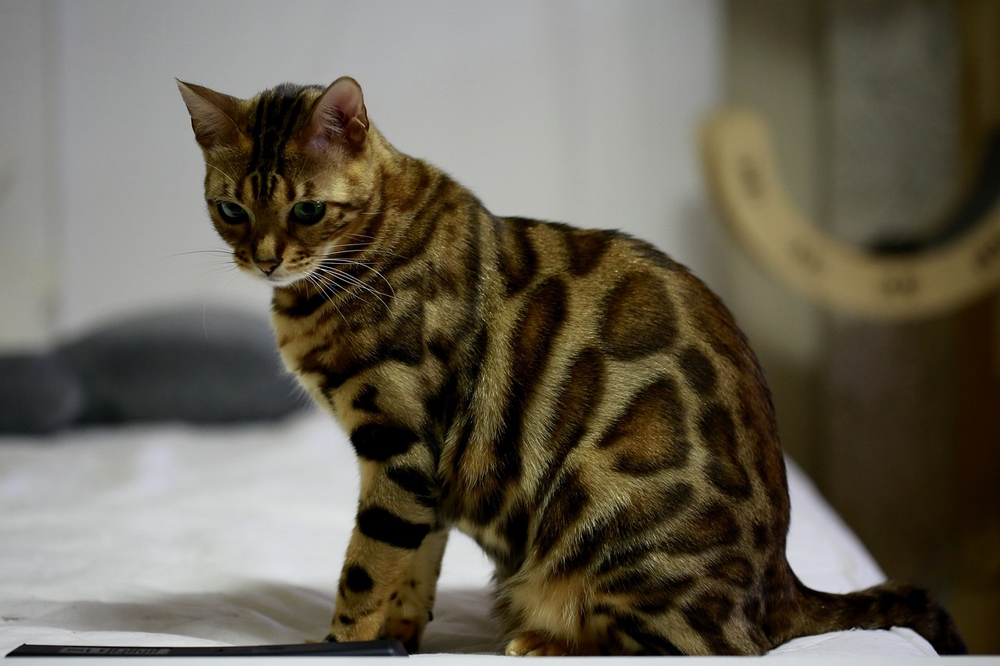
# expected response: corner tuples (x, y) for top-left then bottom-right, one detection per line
(504, 631), (575, 656)
(494, 571), (615, 656)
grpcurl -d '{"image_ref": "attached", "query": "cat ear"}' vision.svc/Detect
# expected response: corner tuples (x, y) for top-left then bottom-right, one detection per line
(176, 79), (243, 149)
(301, 76), (369, 152)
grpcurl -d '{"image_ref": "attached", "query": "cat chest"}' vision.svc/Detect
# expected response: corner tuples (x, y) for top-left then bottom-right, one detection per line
(270, 294), (457, 434)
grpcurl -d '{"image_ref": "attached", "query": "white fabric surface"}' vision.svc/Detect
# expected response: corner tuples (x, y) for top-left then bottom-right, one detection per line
(0, 409), (935, 657)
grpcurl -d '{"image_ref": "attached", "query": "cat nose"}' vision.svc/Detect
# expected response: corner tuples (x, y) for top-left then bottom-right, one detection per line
(255, 258), (282, 276)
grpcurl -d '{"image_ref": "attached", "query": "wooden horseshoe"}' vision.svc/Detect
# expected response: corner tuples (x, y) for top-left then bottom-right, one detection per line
(701, 109), (1000, 320)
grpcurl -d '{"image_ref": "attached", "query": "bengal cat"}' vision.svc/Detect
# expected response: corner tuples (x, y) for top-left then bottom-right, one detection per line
(177, 76), (966, 656)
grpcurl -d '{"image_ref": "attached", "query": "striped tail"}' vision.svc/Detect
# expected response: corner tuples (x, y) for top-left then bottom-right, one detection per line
(784, 576), (967, 655)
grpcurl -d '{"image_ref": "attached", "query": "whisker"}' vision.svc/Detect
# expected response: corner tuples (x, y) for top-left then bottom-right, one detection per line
(324, 233), (384, 248)
(160, 248), (234, 260)
(311, 269), (392, 314)
(312, 265), (394, 305)
(317, 258), (397, 299)
(166, 246), (241, 279)
(204, 162), (237, 186)
(190, 264), (240, 280)
(304, 272), (349, 325)
(200, 265), (245, 321)
(316, 244), (376, 254)
(317, 247), (395, 259)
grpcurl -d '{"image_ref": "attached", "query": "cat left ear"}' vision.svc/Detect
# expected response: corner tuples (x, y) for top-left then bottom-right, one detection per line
(176, 79), (244, 150)
(301, 76), (369, 152)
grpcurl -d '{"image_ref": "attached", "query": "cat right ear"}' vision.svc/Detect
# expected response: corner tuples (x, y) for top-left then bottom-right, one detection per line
(300, 76), (369, 153)
(176, 79), (243, 150)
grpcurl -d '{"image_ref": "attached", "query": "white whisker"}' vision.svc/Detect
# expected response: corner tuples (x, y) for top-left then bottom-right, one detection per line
(304, 272), (349, 325)
(199, 264), (245, 322)
(160, 248), (233, 260)
(341, 232), (377, 241)
(317, 246), (395, 260)
(316, 256), (394, 290)
(321, 258), (396, 298)
(312, 266), (384, 296)
(190, 263), (240, 280)
(317, 244), (376, 253)
(204, 162), (237, 186)
(167, 246), (241, 280)
(312, 265), (394, 309)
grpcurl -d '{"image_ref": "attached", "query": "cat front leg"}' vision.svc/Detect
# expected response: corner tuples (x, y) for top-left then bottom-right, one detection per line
(325, 452), (440, 645)
(380, 527), (448, 652)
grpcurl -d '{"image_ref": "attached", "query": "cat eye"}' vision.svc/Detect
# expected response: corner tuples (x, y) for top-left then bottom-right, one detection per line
(291, 201), (326, 225)
(217, 201), (249, 224)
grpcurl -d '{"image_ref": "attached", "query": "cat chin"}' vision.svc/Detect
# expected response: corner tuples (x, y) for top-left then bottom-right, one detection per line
(242, 268), (303, 289)
(262, 274), (304, 288)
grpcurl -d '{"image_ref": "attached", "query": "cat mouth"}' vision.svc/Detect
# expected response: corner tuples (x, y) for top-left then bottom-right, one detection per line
(246, 263), (305, 288)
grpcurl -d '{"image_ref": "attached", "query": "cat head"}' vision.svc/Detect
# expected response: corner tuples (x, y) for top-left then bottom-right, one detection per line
(178, 76), (377, 288)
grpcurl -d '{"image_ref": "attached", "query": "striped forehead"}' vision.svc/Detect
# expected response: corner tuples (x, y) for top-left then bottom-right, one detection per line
(244, 83), (321, 200)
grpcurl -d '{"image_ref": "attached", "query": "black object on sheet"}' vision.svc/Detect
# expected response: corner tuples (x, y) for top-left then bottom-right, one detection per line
(6, 641), (407, 658)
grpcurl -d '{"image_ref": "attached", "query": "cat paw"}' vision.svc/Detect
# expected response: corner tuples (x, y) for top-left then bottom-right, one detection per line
(505, 632), (573, 656)
(380, 580), (433, 653)
(324, 612), (380, 644)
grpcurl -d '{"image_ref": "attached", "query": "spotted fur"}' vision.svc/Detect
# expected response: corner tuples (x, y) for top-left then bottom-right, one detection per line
(178, 76), (966, 655)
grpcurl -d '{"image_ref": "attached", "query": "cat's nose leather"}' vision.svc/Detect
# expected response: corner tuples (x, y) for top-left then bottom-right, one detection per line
(255, 258), (281, 276)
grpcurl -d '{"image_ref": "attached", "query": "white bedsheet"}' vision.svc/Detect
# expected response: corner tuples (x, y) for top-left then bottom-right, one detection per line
(0, 409), (935, 658)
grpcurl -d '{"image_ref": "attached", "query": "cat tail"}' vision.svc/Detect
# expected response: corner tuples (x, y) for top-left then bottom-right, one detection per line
(783, 575), (967, 655)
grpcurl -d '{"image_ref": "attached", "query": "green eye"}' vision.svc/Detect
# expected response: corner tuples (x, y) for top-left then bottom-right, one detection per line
(291, 201), (326, 225)
(217, 201), (249, 224)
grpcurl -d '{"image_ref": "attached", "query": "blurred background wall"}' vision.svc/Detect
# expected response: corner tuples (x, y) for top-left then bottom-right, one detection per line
(0, 0), (996, 654)
(725, 0), (1000, 652)
(0, 0), (723, 346)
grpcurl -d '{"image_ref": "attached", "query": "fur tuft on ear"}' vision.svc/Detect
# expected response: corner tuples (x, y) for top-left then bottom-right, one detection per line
(301, 76), (369, 152)
(176, 79), (244, 150)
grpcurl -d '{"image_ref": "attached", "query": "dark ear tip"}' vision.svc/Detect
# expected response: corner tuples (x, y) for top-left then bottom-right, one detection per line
(330, 76), (365, 106)
(333, 75), (362, 89)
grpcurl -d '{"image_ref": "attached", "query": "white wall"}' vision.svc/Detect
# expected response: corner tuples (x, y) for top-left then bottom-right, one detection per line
(0, 2), (59, 349)
(1, 0), (723, 343)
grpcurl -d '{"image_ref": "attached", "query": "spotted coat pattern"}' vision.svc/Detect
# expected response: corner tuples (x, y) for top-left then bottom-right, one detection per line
(178, 77), (966, 656)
